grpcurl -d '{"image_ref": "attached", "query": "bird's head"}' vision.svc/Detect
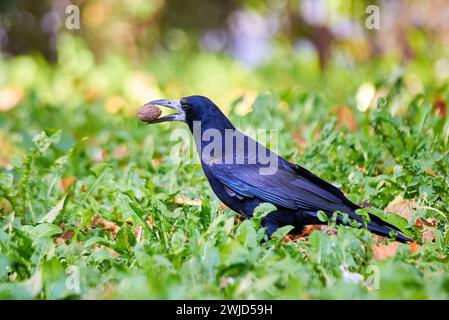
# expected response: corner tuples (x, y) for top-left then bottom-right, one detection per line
(142, 95), (232, 130)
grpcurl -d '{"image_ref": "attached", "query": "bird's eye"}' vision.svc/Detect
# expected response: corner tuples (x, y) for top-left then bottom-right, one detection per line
(181, 104), (189, 112)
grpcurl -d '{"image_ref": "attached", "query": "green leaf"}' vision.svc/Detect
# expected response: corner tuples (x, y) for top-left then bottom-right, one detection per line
(115, 223), (136, 253)
(32, 130), (61, 154)
(251, 202), (277, 229)
(270, 225), (295, 240)
(27, 223), (62, 239)
(38, 196), (66, 223)
(253, 202), (277, 219)
(0, 172), (14, 189)
(84, 236), (111, 248)
(171, 229), (186, 254)
(317, 210), (328, 222)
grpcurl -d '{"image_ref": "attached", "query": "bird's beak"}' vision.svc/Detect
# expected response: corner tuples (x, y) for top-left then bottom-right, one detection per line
(144, 99), (186, 123)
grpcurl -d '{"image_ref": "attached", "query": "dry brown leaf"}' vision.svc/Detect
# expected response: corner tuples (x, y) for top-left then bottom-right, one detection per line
(422, 228), (435, 243)
(175, 196), (202, 206)
(93, 244), (120, 256)
(60, 176), (76, 192)
(92, 148), (107, 162)
(84, 88), (100, 102)
(425, 167), (436, 177)
(293, 130), (307, 153)
(385, 195), (438, 243)
(282, 225), (332, 243)
(55, 237), (65, 246)
(319, 225), (338, 236)
(373, 241), (421, 260)
(146, 215), (155, 229)
(336, 106), (357, 131)
(55, 230), (74, 245)
(385, 195), (417, 221)
(105, 95), (125, 114)
(0, 86), (24, 111)
(409, 241), (420, 254)
(92, 216), (120, 236)
(62, 230), (74, 240)
(434, 96), (447, 118)
(134, 226), (143, 242)
(112, 145), (129, 159)
(424, 217), (437, 227)
(152, 158), (162, 167)
(384, 167), (394, 174)
(372, 241), (401, 260)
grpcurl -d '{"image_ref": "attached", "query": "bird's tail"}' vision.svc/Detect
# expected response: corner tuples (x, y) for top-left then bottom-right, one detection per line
(342, 204), (412, 243)
(308, 207), (412, 243)
(365, 219), (411, 243)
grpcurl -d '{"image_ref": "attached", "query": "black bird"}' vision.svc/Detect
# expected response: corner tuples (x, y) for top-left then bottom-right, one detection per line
(143, 95), (411, 242)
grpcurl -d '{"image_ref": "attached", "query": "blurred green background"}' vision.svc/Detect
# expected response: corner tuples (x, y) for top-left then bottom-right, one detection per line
(1, 0), (449, 299)
(1, 0), (448, 109)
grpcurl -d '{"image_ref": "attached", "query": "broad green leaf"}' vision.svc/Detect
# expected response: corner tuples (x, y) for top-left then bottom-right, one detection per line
(39, 196), (66, 223)
(27, 223), (62, 239)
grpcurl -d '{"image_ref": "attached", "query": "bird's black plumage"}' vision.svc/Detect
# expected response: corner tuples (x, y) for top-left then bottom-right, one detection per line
(144, 95), (411, 242)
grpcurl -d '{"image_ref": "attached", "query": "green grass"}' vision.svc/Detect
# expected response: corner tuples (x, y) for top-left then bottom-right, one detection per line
(1, 37), (449, 299)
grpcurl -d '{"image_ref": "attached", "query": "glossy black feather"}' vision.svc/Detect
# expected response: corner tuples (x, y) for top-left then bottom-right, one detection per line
(170, 96), (412, 242)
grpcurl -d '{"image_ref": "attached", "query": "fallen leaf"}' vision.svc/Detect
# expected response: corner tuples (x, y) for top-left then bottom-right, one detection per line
(55, 237), (65, 246)
(385, 196), (437, 243)
(425, 167), (436, 176)
(92, 216), (120, 236)
(293, 130), (307, 153)
(60, 176), (76, 192)
(134, 226), (143, 242)
(385, 195), (417, 221)
(84, 88), (100, 102)
(372, 242), (400, 260)
(146, 215), (155, 229)
(112, 145), (129, 159)
(336, 106), (357, 131)
(152, 158), (162, 167)
(175, 196), (202, 206)
(235, 91), (256, 116)
(409, 241), (420, 254)
(55, 230), (74, 245)
(422, 228), (435, 243)
(434, 96), (447, 117)
(92, 148), (107, 162)
(105, 95), (125, 114)
(93, 244), (120, 257)
(282, 234), (305, 243)
(0, 86), (24, 111)
(282, 225), (330, 243)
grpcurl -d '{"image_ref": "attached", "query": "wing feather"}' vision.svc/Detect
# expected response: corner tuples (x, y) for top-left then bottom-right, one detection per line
(210, 163), (351, 213)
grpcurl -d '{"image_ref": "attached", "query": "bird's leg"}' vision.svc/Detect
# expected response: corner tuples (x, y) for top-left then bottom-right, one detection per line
(261, 212), (314, 238)
(261, 216), (283, 238)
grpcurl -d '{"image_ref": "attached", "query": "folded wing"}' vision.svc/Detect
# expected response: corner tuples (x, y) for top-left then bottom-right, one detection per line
(210, 162), (357, 214)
